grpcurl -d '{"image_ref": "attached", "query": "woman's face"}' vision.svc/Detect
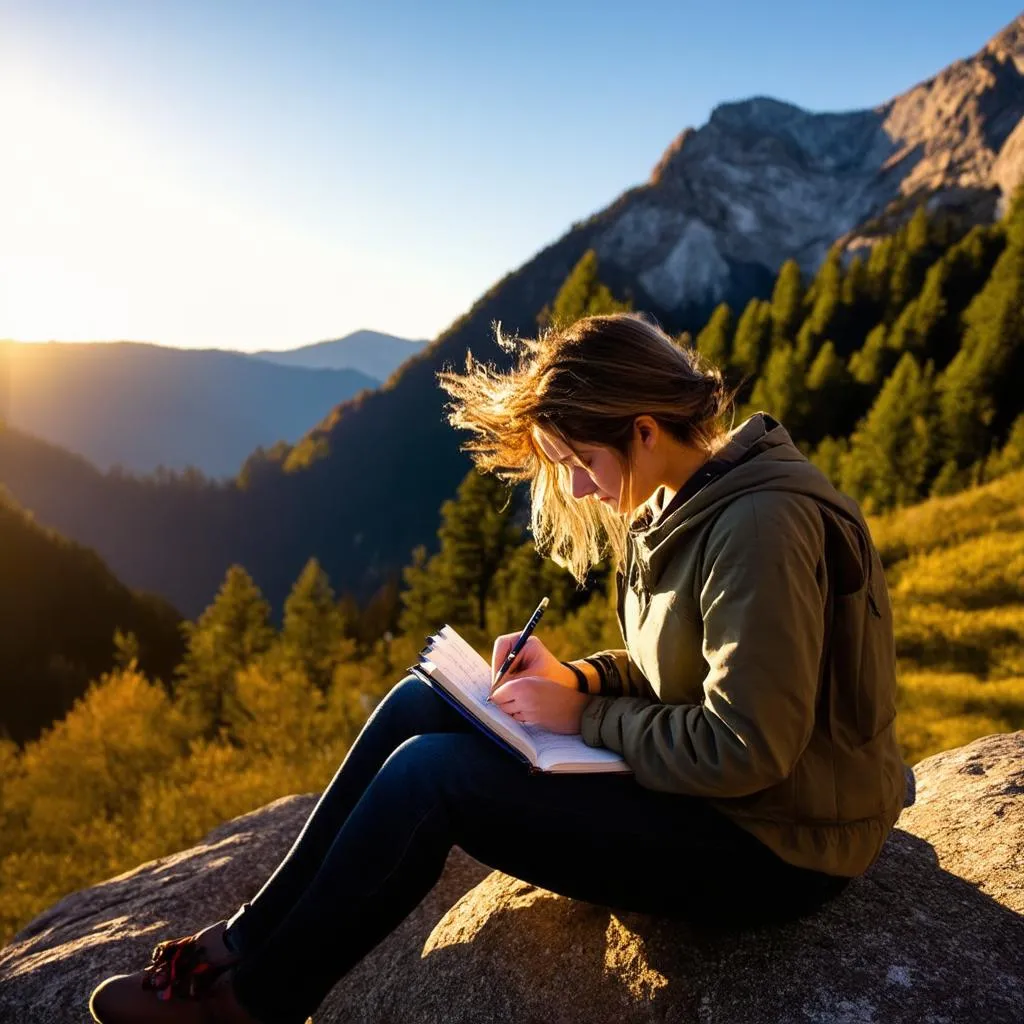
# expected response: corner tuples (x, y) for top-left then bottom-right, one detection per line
(532, 426), (626, 513)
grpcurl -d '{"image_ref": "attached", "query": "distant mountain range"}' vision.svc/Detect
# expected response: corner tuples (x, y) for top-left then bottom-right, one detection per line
(254, 330), (428, 382)
(1, 14), (1021, 619)
(0, 339), (383, 478)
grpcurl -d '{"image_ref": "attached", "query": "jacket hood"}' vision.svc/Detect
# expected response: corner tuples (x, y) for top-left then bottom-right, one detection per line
(625, 412), (874, 598)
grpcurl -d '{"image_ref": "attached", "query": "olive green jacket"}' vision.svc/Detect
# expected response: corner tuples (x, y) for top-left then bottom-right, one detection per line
(578, 412), (907, 877)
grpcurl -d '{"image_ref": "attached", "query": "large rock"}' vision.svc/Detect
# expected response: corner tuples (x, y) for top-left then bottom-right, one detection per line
(1, 733), (1022, 1023)
(0, 794), (491, 1024)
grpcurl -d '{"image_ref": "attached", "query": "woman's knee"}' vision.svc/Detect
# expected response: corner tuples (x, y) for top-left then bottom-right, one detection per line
(375, 733), (490, 800)
(386, 672), (430, 703)
(369, 673), (436, 727)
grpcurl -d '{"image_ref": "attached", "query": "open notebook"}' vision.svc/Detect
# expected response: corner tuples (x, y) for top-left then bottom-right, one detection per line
(408, 625), (632, 775)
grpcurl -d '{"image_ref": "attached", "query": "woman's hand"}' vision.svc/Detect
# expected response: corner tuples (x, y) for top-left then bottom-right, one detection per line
(489, 677), (593, 734)
(489, 633), (577, 695)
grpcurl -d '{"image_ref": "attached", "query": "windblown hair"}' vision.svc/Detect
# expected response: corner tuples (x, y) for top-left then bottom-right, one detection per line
(436, 311), (739, 584)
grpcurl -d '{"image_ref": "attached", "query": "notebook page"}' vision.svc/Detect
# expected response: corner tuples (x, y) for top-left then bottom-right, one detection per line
(421, 630), (539, 757)
(522, 724), (631, 771)
(425, 629), (491, 701)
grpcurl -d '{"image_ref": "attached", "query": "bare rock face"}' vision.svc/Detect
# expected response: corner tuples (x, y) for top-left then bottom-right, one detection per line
(992, 116), (1024, 208)
(1, 732), (1022, 1024)
(592, 14), (1024, 314)
(896, 729), (1024, 913)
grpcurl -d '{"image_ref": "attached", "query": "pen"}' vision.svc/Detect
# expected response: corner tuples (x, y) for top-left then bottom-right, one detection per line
(487, 596), (549, 700)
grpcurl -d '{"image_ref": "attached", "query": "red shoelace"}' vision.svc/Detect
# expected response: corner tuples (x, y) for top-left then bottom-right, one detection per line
(141, 932), (232, 1002)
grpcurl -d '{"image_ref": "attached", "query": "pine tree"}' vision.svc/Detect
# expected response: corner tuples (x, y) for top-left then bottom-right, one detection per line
(796, 247), (843, 361)
(747, 343), (809, 437)
(174, 565), (275, 741)
(399, 470), (525, 639)
(888, 205), (932, 316)
(770, 259), (803, 342)
(731, 298), (772, 381)
(840, 254), (868, 307)
(847, 324), (889, 387)
(112, 628), (141, 671)
(907, 203), (930, 249)
(983, 413), (1024, 481)
(398, 545), (443, 643)
(277, 558), (348, 692)
(837, 253), (877, 348)
(840, 353), (938, 512)
(539, 250), (632, 330)
(804, 341), (851, 439)
(694, 303), (734, 370)
(809, 435), (849, 487)
(485, 541), (581, 640)
(885, 298), (922, 357)
(935, 192), (1024, 472)
(864, 235), (897, 311)
(904, 226), (1002, 372)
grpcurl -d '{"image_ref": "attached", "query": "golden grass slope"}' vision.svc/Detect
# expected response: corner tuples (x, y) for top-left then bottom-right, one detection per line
(869, 468), (1024, 762)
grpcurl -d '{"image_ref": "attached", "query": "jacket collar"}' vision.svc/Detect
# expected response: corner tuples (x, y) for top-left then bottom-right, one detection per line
(621, 411), (843, 597)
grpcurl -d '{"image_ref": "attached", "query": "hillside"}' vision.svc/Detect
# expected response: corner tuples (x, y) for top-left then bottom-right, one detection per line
(867, 468), (1024, 758)
(0, 340), (377, 478)
(0, 487), (185, 744)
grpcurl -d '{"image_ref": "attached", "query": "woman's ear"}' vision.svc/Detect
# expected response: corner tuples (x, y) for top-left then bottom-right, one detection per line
(634, 414), (658, 449)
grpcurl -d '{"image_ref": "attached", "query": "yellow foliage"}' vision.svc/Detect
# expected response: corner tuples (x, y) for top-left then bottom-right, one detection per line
(889, 531), (1024, 608)
(895, 671), (1024, 765)
(3, 668), (191, 857)
(869, 467), (1024, 566)
(541, 596), (624, 661)
(894, 602), (1024, 678)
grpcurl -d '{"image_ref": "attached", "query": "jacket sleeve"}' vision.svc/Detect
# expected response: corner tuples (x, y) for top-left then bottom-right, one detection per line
(578, 492), (827, 798)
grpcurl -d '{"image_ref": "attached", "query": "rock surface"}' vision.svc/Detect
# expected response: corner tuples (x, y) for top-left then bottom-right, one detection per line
(1, 732), (1022, 1023)
(0, 794), (491, 1024)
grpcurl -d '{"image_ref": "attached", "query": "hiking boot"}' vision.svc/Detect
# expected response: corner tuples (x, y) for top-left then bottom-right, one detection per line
(89, 932), (256, 1024)
(143, 919), (241, 971)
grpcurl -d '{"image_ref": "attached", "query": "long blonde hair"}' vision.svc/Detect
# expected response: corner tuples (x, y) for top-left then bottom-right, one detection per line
(436, 311), (738, 584)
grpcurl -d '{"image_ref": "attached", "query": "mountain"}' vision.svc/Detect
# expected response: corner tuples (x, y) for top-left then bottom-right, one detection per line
(253, 330), (429, 382)
(0, 486), (185, 745)
(592, 15), (1024, 320)
(0, 15), (1021, 620)
(0, 341), (378, 478)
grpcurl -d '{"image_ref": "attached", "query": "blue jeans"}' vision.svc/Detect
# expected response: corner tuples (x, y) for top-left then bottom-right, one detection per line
(224, 674), (849, 1024)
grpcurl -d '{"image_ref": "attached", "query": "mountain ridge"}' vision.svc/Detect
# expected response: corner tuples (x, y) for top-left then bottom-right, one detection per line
(254, 329), (428, 381)
(0, 340), (378, 478)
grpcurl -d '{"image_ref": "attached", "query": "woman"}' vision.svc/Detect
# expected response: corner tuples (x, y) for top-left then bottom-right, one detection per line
(90, 311), (907, 1024)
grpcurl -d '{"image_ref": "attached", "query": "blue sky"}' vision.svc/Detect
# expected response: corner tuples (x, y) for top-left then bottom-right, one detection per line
(1, 1), (1020, 352)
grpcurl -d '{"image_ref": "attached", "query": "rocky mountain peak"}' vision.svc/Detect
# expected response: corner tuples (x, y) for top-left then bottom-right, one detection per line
(984, 12), (1024, 72)
(706, 95), (806, 133)
(595, 15), (1024, 317)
